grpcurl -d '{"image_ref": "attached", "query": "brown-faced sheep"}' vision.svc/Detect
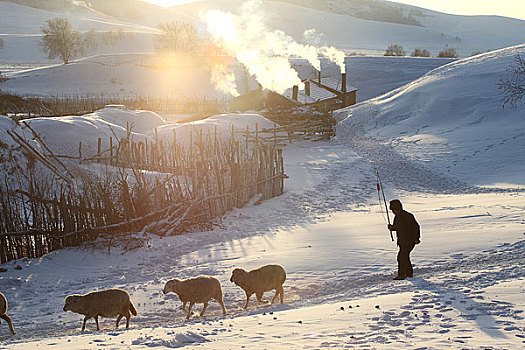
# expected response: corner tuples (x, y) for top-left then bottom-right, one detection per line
(63, 289), (137, 331)
(163, 276), (227, 319)
(0, 292), (16, 335)
(230, 264), (286, 309)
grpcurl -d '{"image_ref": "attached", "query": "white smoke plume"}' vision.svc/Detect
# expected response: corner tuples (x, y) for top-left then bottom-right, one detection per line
(211, 64), (240, 97)
(201, 0), (346, 94)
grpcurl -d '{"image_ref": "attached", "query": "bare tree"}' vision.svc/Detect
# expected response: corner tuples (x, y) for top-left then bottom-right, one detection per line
(0, 37), (4, 50)
(84, 28), (98, 51)
(438, 48), (458, 58)
(40, 18), (84, 64)
(384, 44), (405, 57)
(155, 21), (201, 55)
(497, 54), (525, 109)
(411, 48), (430, 57)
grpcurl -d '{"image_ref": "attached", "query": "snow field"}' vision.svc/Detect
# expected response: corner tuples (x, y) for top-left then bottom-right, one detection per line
(0, 31), (524, 350)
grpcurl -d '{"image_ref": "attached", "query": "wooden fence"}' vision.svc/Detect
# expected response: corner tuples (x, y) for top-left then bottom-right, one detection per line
(35, 95), (227, 116)
(0, 126), (286, 263)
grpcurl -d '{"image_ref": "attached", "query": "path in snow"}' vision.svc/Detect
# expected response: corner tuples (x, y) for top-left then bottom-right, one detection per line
(1, 132), (523, 343)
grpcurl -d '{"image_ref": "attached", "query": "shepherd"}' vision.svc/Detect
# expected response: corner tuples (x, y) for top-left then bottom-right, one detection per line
(387, 199), (421, 280)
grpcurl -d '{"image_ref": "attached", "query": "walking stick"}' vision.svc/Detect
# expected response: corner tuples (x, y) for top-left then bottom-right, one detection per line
(376, 170), (394, 241)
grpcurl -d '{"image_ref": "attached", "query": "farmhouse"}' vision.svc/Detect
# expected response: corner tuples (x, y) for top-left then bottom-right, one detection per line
(230, 72), (357, 111)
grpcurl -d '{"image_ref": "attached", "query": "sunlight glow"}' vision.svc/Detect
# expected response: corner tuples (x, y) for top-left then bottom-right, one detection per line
(144, 0), (198, 8)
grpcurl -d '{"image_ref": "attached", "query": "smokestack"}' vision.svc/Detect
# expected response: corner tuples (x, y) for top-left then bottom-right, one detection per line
(305, 81), (310, 96)
(318, 70), (321, 84)
(292, 85), (299, 100)
(341, 73), (347, 92)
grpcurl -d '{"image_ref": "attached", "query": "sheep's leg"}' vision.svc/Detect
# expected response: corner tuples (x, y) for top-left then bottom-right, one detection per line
(82, 316), (90, 331)
(200, 302), (209, 317)
(182, 302), (187, 312)
(256, 292), (268, 303)
(125, 311), (131, 328)
(116, 314), (123, 328)
(271, 289), (279, 304)
(279, 285), (284, 303)
(0, 314), (15, 335)
(215, 297), (227, 315)
(243, 292), (252, 309)
(95, 315), (100, 331)
(186, 302), (195, 319)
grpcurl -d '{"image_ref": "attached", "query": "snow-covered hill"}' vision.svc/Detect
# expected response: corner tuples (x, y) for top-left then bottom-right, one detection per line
(335, 44), (525, 188)
(0, 1), (160, 64)
(176, 0), (525, 56)
(1, 0), (524, 67)
(0, 53), (453, 100)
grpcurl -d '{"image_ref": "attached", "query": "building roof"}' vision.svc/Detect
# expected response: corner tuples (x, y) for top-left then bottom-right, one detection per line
(281, 77), (357, 105)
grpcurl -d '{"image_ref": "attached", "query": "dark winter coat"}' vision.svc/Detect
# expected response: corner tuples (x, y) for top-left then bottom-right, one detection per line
(391, 210), (420, 247)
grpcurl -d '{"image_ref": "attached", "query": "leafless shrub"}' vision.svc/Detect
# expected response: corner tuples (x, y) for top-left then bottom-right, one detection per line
(411, 48), (430, 57)
(40, 18), (84, 64)
(155, 21), (202, 55)
(438, 48), (458, 58)
(497, 54), (525, 109)
(384, 44), (405, 57)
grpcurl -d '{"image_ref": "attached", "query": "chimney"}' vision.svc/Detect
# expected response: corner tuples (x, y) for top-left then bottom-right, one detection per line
(318, 70), (321, 84)
(305, 81), (310, 96)
(292, 85), (299, 100)
(341, 73), (347, 92)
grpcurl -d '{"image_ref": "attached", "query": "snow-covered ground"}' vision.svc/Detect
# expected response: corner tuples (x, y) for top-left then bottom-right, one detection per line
(1, 53), (452, 102)
(1, 45), (524, 349)
(1, 0), (524, 69)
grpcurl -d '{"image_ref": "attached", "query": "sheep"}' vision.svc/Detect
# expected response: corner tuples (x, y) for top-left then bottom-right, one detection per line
(230, 264), (286, 309)
(163, 276), (227, 319)
(0, 292), (16, 335)
(63, 289), (137, 331)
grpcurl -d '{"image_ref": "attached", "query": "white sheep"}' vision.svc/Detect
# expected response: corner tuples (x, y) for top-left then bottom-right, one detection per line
(163, 276), (227, 319)
(63, 288), (137, 331)
(230, 264), (286, 309)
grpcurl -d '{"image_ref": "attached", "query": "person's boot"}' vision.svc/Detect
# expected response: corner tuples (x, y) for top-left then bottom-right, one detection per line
(393, 275), (406, 280)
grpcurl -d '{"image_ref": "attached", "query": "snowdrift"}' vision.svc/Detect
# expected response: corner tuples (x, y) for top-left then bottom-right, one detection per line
(335, 44), (525, 187)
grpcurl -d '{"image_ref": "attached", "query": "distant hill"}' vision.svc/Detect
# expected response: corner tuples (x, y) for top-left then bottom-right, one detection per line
(275, 0), (425, 26)
(174, 0), (525, 56)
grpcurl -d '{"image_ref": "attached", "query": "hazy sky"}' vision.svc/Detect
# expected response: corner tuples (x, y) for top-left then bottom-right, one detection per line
(144, 0), (525, 20)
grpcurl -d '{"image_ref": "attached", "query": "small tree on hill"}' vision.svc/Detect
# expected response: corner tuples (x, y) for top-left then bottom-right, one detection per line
(438, 48), (458, 58)
(384, 44), (405, 56)
(83, 28), (98, 51)
(497, 54), (525, 109)
(40, 18), (84, 64)
(155, 21), (201, 55)
(411, 48), (430, 57)
(0, 37), (4, 50)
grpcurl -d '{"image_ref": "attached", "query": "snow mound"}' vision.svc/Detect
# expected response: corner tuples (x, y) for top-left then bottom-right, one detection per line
(157, 112), (284, 147)
(23, 107), (166, 157)
(335, 44), (525, 187)
(20, 110), (280, 158)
